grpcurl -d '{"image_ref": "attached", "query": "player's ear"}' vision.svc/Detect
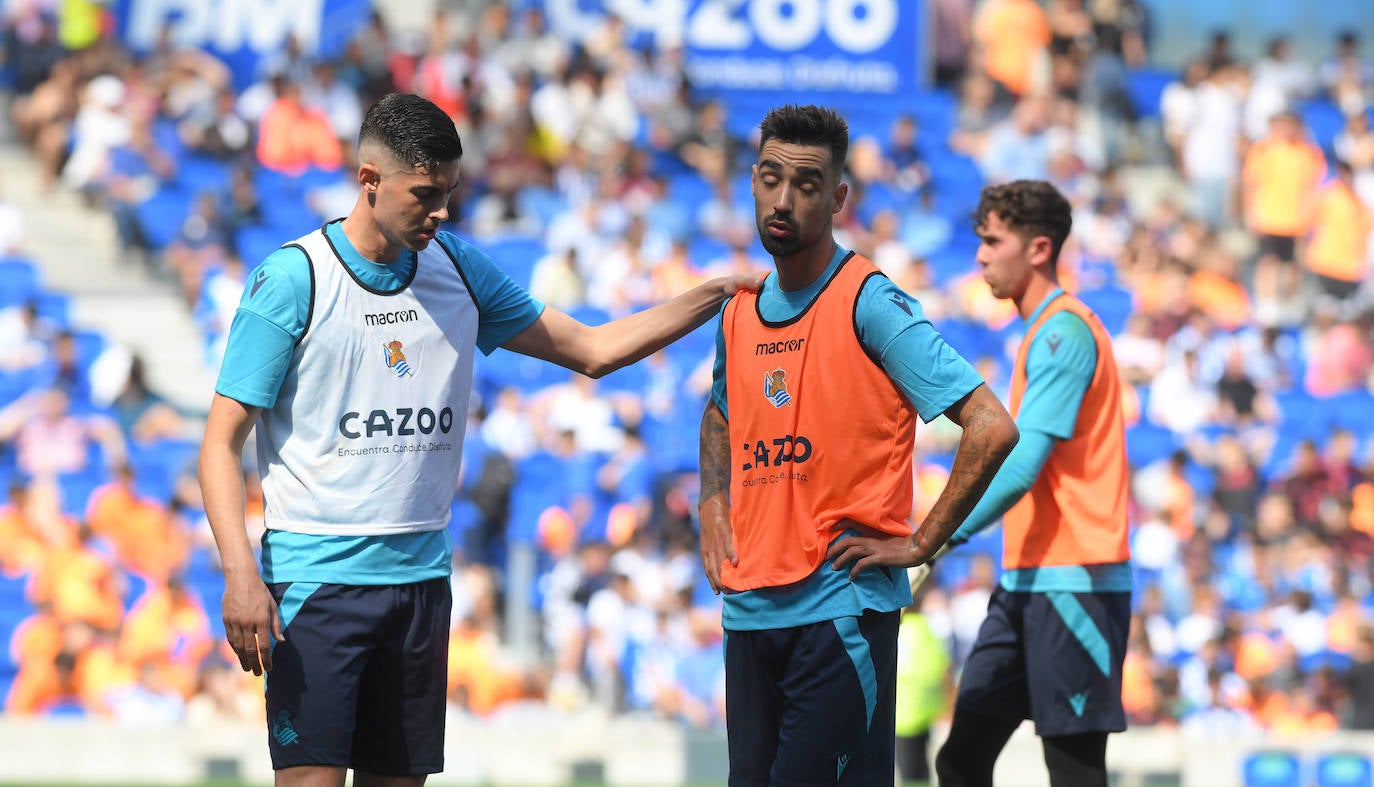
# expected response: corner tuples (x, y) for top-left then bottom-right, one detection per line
(832, 181), (848, 215)
(1028, 235), (1055, 268)
(358, 161), (381, 192)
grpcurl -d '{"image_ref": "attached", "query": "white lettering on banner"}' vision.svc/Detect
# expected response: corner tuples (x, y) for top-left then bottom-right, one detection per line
(546, 0), (900, 55)
(685, 54), (899, 92)
(750, 0), (822, 51)
(687, 0), (751, 49)
(126, 0), (324, 53)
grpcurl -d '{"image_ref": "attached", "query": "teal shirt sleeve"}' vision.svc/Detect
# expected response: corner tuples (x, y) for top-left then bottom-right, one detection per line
(709, 300), (730, 418)
(438, 233), (544, 354)
(1016, 311), (1097, 439)
(951, 429), (1054, 541)
(215, 247), (312, 408)
(949, 310), (1097, 542)
(856, 276), (984, 423)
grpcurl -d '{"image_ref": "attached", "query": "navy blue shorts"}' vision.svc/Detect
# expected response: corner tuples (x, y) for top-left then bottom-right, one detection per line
(265, 578), (451, 774)
(725, 611), (899, 787)
(955, 586), (1130, 737)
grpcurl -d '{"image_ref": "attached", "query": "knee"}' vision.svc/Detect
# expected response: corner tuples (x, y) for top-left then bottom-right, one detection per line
(934, 739), (968, 786)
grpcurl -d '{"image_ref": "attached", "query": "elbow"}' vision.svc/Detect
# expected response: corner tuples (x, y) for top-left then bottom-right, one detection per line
(997, 418), (1021, 456)
(582, 359), (615, 380)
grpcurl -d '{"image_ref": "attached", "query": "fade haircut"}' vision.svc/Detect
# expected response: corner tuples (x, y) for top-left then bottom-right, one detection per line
(358, 93), (463, 171)
(758, 104), (849, 180)
(974, 180), (1073, 264)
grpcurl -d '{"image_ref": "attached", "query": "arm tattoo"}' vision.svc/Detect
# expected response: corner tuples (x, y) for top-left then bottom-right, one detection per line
(700, 404), (731, 501)
(916, 400), (1013, 554)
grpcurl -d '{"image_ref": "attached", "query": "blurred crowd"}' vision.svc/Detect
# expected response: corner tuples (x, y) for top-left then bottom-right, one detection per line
(1, 0), (1373, 742)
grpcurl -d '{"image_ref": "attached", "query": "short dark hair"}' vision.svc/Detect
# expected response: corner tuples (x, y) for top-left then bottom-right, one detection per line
(758, 104), (848, 179)
(358, 93), (463, 171)
(974, 180), (1073, 264)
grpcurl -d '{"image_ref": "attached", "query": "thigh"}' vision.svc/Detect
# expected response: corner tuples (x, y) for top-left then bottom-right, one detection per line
(266, 582), (379, 770)
(772, 611), (899, 787)
(351, 577), (452, 776)
(952, 588), (1029, 722)
(1025, 591), (1130, 736)
(726, 628), (786, 787)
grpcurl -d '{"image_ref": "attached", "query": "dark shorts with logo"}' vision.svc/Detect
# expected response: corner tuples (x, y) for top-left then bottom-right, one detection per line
(955, 586), (1129, 737)
(265, 578), (451, 774)
(725, 610), (899, 787)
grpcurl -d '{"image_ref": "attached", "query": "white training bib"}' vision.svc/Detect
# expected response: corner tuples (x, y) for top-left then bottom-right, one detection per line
(257, 227), (478, 536)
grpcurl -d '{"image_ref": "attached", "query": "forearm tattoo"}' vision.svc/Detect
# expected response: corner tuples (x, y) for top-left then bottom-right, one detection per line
(700, 405), (731, 502)
(918, 400), (1013, 553)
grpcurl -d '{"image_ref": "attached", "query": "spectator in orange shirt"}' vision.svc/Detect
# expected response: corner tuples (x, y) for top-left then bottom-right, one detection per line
(255, 80), (345, 175)
(1306, 160), (1371, 304)
(1187, 246), (1251, 331)
(119, 577), (214, 698)
(6, 621), (133, 716)
(87, 464), (189, 583)
(973, 0), (1052, 98)
(1243, 111), (1328, 262)
(26, 525), (123, 632)
(0, 482), (45, 578)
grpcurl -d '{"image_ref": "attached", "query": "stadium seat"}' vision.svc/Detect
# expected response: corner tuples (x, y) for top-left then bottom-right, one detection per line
(33, 291), (70, 329)
(0, 257), (42, 309)
(1316, 752), (1374, 787)
(134, 185), (194, 251)
(1126, 422), (1178, 468)
(1300, 99), (1347, 156)
(175, 154), (233, 197)
(1300, 649), (1354, 675)
(483, 235), (546, 290)
(1126, 68), (1178, 119)
(1242, 750), (1303, 787)
(127, 438), (198, 503)
(1077, 284), (1134, 336)
(234, 224), (286, 269)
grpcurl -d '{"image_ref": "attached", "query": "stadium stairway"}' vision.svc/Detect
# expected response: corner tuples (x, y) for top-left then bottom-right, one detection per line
(0, 143), (216, 416)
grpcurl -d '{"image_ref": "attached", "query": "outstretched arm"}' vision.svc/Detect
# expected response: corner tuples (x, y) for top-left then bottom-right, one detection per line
(502, 274), (762, 378)
(698, 401), (737, 594)
(828, 384), (1018, 578)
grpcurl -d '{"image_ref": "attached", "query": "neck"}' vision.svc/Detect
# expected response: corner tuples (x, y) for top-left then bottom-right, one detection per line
(340, 203), (402, 264)
(1015, 273), (1059, 320)
(773, 238), (838, 292)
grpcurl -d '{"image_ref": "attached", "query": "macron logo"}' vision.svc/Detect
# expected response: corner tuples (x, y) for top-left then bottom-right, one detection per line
(251, 269), (268, 298)
(836, 753), (850, 781)
(889, 293), (912, 317)
(1068, 692), (1088, 718)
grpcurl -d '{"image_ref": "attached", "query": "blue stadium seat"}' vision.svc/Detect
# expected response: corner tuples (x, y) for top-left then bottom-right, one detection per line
(175, 155), (233, 197)
(1316, 752), (1374, 787)
(234, 224), (286, 269)
(1274, 390), (1329, 442)
(1242, 750), (1303, 787)
(517, 187), (568, 226)
(0, 257), (42, 309)
(1126, 68), (1178, 119)
(1329, 391), (1374, 439)
(1300, 649), (1354, 675)
(33, 291), (70, 329)
(57, 468), (109, 518)
(128, 438), (198, 503)
(1126, 422), (1178, 468)
(1301, 99), (1348, 155)
(688, 236), (731, 268)
(483, 235), (546, 290)
(134, 185), (194, 250)
(1077, 284), (1134, 336)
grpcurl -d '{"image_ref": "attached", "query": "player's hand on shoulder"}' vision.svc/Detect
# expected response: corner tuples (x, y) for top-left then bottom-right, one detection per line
(716, 272), (768, 297)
